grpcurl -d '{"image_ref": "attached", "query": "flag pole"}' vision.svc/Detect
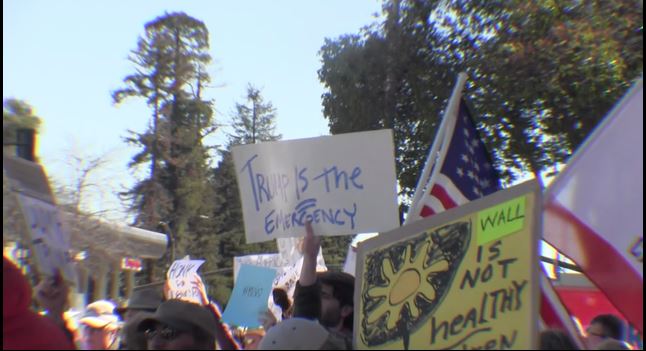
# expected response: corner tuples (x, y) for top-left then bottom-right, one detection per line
(406, 72), (468, 224)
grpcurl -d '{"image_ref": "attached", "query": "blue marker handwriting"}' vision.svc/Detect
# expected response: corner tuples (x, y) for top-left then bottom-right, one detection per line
(264, 198), (358, 235)
(240, 154), (365, 212)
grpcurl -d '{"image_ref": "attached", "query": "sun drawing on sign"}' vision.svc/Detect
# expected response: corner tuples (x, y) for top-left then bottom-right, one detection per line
(365, 239), (450, 331)
(361, 221), (471, 348)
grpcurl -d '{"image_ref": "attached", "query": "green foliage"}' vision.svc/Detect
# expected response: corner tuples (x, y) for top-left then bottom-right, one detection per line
(229, 84), (282, 146)
(319, 0), (643, 193)
(114, 12), (216, 283)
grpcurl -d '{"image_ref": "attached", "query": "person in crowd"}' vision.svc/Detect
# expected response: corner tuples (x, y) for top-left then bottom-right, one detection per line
(78, 300), (121, 350)
(272, 288), (292, 320)
(3, 256), (76, 349)
(116, 285), (164, 323)
(116, 285), (164, 349)
(585, 314), (626, 349)
(292, 221), (354, 349)
(539, 329), (579, 350)
(149, 273), (240, 350)
(258, 288), (292, 331)
(120, 311), (153, 350)
(34, 267), (77, 343)
(137, 299), (217, 350)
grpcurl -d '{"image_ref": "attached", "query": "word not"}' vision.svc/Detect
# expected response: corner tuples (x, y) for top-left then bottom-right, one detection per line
(264, 198), (358, 235)
(430, 280), (527, 345)
(242, 287), (264, 298)
(461, 242), (518, 290)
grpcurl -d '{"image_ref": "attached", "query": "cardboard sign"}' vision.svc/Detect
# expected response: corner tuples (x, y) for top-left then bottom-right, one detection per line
(166, 259), (205, 304)
(17, 194), (76, 281)
(355, 181), (540, 349)
(222, 264), (278, 327)
(232, 130), (399, 243)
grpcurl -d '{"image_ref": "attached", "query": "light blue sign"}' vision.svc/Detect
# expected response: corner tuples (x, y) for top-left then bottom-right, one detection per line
(222, 264), (278, 327)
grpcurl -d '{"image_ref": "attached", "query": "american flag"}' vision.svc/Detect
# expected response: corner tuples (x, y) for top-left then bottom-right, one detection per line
(413, 92), (582, 344)
(418, 99), (500, 217)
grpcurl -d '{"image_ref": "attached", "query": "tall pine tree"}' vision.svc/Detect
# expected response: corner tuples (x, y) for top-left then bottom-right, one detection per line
(112, 12), (215, 282)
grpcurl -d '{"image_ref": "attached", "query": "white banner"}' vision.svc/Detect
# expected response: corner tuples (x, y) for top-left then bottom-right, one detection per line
(232, 130), (399, 243)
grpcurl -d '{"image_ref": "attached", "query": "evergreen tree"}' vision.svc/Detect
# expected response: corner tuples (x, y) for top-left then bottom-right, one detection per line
(319, 0), (642, 197)
(112, 12), (215, 282)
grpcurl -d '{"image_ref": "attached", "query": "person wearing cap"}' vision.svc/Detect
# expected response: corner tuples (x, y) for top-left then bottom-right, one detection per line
(116, 285), (164, 322)
(79, 300), (120, 350)
(116, 286), (164, 350)
(137, 299), (217, 350)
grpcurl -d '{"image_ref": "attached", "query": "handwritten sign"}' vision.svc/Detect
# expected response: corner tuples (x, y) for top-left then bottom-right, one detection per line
(17, 194), (76, 282)
(166, 259), (205, 303)
(234, 252), (327, 321)
(222, 264), (278, 327)
(232, 130), (399, 243)
(355, 181), (540, 350)
(477, 195), (526, 245)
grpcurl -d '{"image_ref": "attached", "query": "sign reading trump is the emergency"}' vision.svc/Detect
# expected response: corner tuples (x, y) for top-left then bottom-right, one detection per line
(232, 130), (399, 243)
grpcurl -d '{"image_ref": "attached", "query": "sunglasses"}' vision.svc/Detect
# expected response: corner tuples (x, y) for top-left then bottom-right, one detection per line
(145, 326), (185, 341)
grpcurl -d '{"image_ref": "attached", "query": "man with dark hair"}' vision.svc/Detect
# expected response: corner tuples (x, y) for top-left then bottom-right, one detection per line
(292, 222), (354, 349)
(585, 314), (626, 349)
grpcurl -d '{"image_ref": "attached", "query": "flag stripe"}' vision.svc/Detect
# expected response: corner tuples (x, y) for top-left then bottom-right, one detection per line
(545, 201), (643, 333)
(430, 184), (458, 210)
(420, 205), (435, 218)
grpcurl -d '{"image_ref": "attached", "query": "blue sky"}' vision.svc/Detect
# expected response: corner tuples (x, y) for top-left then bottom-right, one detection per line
(3, 0), (382, 219)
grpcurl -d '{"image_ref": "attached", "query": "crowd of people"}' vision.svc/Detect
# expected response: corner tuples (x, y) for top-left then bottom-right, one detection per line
(3, 222), (638, 350)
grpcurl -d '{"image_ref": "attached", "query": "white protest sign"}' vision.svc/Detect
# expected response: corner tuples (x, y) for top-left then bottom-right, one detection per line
(232, 129), (399, 243)
(166, 259), (205, 303)
(17, 194), (76, 281)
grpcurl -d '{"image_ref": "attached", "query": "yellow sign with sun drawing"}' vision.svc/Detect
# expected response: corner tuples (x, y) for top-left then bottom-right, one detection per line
(355, 181), (540, 350)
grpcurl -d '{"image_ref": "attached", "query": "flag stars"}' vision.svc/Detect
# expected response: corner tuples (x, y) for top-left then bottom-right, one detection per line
(457, 168), (464, 177)
(463, 129), (470, 138)
(481, 179), (491, 189)
(461, 154), (469, 163)
(471, 139), (479, 148)
(467, 170), (475, 180)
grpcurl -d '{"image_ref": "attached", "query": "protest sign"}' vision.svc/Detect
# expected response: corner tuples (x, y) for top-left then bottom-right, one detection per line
(232, 130), (399, 243)
(234, 252), (327, 320)
(355, 181), (540, 349)
(166, 259), (205, 304)
(222, 264), (278, 328)
(17, 193), (76, 282)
